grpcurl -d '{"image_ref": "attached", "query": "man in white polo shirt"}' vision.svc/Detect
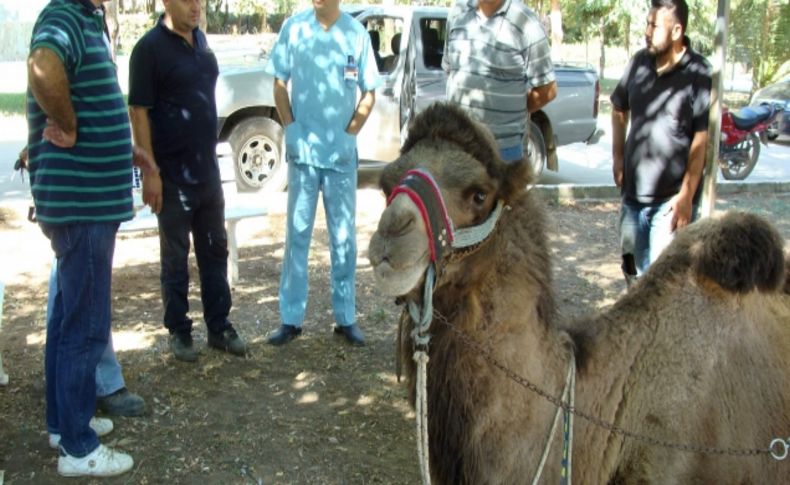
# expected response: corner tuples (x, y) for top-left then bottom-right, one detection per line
(443, 0), (557, 165)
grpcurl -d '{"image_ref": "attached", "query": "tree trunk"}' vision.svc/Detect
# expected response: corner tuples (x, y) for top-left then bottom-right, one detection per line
(757, 0), (771, 87)
(550, 0), (563, 46)
(106, 0), (120, 61)
(599, 17), (606, 79)
(200, 0), (208, 33)
(624, 15), (631, 58)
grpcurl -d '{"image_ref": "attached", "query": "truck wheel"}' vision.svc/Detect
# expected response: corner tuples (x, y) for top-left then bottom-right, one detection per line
(229, 117), (286, 193)
(524, 120), (547, 180)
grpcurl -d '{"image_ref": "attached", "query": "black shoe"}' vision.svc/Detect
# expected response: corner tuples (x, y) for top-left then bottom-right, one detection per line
(208, 327), (248, 356)
(170, 332), (198, 362)
(97, 388), (146, 417)
(267, 325), (302, 346)
(334, 323), (365, 346)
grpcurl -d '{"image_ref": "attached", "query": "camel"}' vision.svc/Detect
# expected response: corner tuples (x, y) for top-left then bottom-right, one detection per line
(368, 103), (790, 484)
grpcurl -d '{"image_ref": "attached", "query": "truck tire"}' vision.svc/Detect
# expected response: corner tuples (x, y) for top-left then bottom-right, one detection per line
(229, 117), (286, 193)
(524, 120), (547, 180)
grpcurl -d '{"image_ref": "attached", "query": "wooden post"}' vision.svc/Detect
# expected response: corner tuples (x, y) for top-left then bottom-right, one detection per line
(700, 0), (729, 218)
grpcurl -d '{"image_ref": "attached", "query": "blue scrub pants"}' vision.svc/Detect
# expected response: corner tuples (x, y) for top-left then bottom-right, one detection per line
(280, 162), (357, 327)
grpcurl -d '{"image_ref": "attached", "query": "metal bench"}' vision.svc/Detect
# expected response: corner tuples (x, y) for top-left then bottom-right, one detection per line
(118, 200), (267, 286)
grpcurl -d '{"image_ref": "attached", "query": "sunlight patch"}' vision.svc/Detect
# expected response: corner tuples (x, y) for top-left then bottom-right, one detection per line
(298, 391), (319, 404)
(356, 394), (375, 406)
(26, 329), (46, 346)
(114, 329), (162, 352)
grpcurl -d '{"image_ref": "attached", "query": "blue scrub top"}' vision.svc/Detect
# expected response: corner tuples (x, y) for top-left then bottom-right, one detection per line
(267, 9), (380, 172)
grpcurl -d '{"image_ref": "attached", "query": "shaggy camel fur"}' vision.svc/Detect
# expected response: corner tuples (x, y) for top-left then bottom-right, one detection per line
(368, 103), (790, 484)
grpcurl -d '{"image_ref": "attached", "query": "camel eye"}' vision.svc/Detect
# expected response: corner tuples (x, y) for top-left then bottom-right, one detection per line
(473, 191), (487, 205)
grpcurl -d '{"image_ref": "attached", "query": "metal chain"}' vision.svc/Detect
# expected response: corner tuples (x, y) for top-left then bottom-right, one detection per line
(431, 311), (774, 458)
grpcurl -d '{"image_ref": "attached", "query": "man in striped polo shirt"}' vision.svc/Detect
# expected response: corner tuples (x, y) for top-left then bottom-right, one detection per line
(27, 0), (155, 477)
(443, 0), (557, 165)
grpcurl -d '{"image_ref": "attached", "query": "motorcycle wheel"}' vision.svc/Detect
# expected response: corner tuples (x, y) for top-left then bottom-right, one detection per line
(719, 132), (760, 181)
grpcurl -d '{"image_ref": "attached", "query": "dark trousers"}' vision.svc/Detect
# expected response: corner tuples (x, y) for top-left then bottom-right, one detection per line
(157, 175), (232, 335)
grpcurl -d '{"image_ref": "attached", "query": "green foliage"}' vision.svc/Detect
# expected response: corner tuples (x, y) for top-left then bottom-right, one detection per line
(117, 13), (157, 56)
(0, 93), (25, 116)
(730, 0), (790, 88)
(686, 0), (716, 56)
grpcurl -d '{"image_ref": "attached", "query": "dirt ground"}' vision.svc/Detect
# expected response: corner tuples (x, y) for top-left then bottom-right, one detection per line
(0, 188), (788, 484)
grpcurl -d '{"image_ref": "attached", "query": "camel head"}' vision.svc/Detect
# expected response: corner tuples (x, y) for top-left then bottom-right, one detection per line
(368, 103), (532, 297)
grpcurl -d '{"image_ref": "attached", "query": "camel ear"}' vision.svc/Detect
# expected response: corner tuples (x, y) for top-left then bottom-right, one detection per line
(500, 159), (532, 203)
(692, 212), (785, 293)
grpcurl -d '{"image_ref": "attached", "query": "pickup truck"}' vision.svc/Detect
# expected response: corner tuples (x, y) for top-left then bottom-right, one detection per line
(215, 5), (600, 192)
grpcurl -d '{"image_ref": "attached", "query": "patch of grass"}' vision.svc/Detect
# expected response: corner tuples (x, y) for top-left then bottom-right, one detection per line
(0, 93), (26, 116)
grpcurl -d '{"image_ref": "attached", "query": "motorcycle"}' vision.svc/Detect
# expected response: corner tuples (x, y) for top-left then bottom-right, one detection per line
(718, 103), (779, 180)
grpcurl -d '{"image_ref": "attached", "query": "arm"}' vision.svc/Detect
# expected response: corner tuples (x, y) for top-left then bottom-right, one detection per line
(346, 90), (376, 135)
(670, 129), (707, 230)
(273, 78), (294, 126)
(27, 47), (77, 148)
(128, 105), (163, 214)
(527, 80), (557, 113)
(611, 108), (629, 187)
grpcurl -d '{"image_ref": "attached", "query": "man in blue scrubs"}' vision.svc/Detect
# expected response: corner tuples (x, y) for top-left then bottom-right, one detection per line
(266, 0), (380, 346)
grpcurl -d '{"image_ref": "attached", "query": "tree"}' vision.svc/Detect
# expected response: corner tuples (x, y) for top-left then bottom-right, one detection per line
(107, 0), (120, 61)
(730, 0), (790, 88)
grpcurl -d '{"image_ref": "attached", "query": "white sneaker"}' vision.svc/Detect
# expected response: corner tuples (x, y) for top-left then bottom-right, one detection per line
(49, 417), (114, 449)
(57, 444), (133, 477)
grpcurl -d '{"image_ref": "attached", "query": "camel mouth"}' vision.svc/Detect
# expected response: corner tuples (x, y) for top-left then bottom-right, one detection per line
(371, 250), (430, 297)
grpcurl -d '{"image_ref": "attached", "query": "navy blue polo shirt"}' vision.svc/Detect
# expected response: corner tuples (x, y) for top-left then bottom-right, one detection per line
(610, 38), (711, 205)
(128, 17), (219, 186)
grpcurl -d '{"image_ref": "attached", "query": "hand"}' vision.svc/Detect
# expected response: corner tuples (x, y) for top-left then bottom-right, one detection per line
(142, 170), (163, 215)
(669, 193), (693, 231)
(132, 146), (157, 176)
(18, 147), (28, 169)
(42, 118), (76, 148)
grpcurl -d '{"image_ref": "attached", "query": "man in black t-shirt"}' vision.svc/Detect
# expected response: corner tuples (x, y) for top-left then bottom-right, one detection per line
(610, 0), (711, 284)
(128, 0), (247, 361)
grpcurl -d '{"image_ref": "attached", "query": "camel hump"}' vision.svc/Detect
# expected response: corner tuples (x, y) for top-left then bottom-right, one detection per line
(691, 212), (786, 293)
(402, 102), (500, 168)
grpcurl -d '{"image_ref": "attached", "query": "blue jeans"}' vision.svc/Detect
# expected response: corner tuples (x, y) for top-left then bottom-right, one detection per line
(619, 198), (699, 279)
(499, 144), (524, 163)
(48, 262), (125, 398)
(280, 163), (357, 327)
(157, 175), (231, 335)
(43, 222), (119, 457)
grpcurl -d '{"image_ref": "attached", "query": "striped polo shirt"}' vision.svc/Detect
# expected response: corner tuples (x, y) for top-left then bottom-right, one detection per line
(26, 0), (133, 225)
(443, 0), (555, 151)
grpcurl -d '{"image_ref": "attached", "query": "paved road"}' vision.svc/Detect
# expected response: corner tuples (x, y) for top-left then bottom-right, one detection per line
(541, 117), (790, 186)
(2, 114), (789, 202)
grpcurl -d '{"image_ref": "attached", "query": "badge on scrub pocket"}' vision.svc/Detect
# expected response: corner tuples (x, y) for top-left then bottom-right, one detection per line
(344, 55), (358, 83)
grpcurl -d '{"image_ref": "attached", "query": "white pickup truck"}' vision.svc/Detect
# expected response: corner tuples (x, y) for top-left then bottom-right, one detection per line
(215, 5), (600, 192)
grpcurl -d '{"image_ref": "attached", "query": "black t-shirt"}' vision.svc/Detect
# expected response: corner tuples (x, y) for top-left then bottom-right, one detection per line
(128, 17), (219, 186)
(610, 39), (712, 205)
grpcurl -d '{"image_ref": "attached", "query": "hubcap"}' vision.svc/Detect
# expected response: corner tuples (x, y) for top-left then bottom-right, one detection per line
(238, 135), (279, 188)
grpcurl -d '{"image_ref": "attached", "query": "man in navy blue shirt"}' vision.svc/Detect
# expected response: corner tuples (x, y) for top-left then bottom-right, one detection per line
(128, 0), (247, 362)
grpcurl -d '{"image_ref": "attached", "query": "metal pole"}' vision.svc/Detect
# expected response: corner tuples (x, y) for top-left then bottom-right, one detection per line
(700, 0), (729, 218)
